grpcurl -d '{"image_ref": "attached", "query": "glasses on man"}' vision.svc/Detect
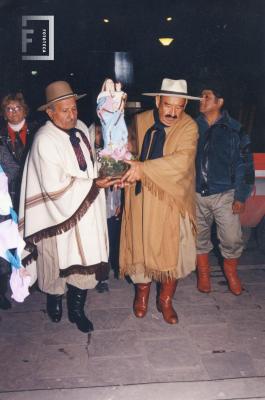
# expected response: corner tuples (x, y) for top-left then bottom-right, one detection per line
(5, 106), (23, 113)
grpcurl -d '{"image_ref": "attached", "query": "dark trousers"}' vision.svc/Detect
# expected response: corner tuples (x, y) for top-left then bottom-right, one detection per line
(107, 216), (121, 278)
(0, 257), (11, 295)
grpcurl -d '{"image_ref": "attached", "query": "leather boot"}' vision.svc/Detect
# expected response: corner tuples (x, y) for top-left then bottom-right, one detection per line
(67, 284), (94, 333)
(197, 253), (211, 293)
(157, 279), (178, 324)
(46, 294), (63, 322)
(0, 273), (11, 310)
(223, 258), (242, 295)
(133, 283), (151, 318)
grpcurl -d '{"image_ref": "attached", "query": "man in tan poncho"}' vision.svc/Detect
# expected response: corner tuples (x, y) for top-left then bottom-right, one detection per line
(120, 79), (200, 324)
(19, 81), (119, 333)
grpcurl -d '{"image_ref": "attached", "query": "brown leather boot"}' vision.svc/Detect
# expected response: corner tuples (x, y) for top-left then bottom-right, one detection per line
(133, 283), (151, 318)
(197, 253), (211, 293)
(223, 258), (242, 295)
(157, 279), (178, 324)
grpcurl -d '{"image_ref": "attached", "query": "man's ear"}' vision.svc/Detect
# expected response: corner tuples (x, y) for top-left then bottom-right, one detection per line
(155, 96), (161, 109)
(46, 108), (53, 120)
(218, 98), (224, 108)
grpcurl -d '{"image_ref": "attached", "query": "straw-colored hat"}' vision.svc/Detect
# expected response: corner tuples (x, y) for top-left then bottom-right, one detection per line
(38, 81), (86, 111)
(142, 78), (201, 100)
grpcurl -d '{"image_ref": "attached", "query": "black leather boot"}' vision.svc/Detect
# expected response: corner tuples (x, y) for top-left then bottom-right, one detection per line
(46, 294), (63, 322)
(67, 284), (94, 333)
(0, 273), (11, 310)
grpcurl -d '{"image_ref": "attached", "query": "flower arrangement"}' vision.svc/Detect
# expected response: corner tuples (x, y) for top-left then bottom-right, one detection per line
(98, 144), (133, 178)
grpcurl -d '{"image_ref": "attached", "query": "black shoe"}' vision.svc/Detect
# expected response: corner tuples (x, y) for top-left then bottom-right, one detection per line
(46, 294), (63, 322)
(0, 294), (11, 310)
(67, 285), (94, 333)
(96, 280), (109, 293)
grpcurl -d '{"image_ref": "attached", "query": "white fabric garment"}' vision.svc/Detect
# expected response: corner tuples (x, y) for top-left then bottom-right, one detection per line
(0, 219), (25, 261)
(0, 166), (31, 301)
(8, 119), (26, 131)
(19, 119), (108, 276)
(10, 267), (31, 302)
(0, 172), (12, 215)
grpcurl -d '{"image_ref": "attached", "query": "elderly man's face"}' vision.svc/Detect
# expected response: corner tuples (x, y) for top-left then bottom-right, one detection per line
(156, 95), (186, 127)
(46, 97), (78, 130)
(4, 101), (26, 125)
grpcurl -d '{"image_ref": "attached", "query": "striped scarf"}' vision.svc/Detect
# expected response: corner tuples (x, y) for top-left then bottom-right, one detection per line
(68, 128), (94, 171)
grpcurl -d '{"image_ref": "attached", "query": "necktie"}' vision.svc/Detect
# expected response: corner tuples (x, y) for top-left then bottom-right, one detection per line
(69, 128), (94, 171)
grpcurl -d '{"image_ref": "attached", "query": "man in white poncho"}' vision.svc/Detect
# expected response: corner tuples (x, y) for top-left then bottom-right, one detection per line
(19, 81), (119, 333)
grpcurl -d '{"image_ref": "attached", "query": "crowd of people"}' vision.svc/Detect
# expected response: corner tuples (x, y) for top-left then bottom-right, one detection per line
(0, 77), (254, 333)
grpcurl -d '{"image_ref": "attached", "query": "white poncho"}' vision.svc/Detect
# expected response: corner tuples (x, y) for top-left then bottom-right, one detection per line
(18, 120), (109, 281)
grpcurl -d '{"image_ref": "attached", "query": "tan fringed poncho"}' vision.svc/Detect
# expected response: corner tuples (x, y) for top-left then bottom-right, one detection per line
(18, 120), (109, 282)
(120, 109), (198, 282)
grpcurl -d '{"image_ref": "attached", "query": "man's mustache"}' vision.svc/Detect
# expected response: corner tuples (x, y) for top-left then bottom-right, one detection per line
(165, 114), (177, 119)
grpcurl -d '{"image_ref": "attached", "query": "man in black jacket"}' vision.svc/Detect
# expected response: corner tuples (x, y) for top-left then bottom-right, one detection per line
(195, 83), (254, 295)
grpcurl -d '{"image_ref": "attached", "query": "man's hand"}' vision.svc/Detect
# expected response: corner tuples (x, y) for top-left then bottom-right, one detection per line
(115, 206), (121, 217)
(232, 200), (245, 214)
(95, 177), (121, 189)
(121, 160), (142, 184)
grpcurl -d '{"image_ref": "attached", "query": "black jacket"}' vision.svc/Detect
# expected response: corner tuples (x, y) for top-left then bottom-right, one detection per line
(196, 111), (254, 202)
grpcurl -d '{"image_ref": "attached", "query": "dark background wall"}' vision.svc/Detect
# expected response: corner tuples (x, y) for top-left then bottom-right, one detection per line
(0, 0), (264, 150)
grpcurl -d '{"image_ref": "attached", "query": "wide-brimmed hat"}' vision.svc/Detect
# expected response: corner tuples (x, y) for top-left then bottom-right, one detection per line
(142, 78), (201, 100)
(38, 81), (86, 111)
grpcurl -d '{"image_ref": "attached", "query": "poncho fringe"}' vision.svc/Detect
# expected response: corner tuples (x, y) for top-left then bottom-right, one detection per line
(22, 244), (38, 267)
(142, 172), (197, 234)
(25, 180), (99, 244)
(21, 180), (99, 266)
(59, 262), (110, 281)
(120, 264), (187, 282)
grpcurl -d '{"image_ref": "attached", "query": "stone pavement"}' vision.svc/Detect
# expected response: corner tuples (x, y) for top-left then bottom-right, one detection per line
(0, 239), (265, 400)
